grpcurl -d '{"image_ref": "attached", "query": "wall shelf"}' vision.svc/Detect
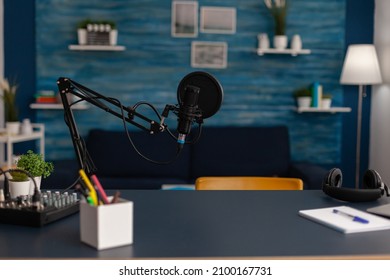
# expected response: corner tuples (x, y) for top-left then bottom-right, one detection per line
(68, 45), (126, 51)
(296, 107), (352, 113)
(257, 48), (311, 56)
(30, 103), (88, 110)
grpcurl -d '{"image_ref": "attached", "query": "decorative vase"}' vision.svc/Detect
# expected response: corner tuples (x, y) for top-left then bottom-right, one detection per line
(77, 28), (87, 45)
(273, 35), (288, 50)
(9, 180), (31, 198)
(6, 121), (20, 135)
(258, 33), (270, 50)
(29, 176), (42, 195)
(291, 34), (302, 51)
(297, 97), (312, 108)
(109, 29), (118, 46)
(21, 118), (33, 135)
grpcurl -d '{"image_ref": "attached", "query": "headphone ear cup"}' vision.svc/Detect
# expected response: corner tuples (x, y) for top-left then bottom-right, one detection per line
(322, 168), (342, 188)
(363, 169), (382, 189)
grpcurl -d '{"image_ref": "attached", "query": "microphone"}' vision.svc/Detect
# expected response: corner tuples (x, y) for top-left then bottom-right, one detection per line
(176, 71), (224, 147)
(177, 85), (200, 146)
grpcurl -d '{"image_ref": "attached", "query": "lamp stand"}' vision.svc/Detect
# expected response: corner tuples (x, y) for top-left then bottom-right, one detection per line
(355, 84), (366, 189)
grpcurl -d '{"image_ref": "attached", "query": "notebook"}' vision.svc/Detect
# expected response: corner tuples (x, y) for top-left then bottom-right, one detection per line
(299, 206), (390, 234)
(367, 203), (390, 218)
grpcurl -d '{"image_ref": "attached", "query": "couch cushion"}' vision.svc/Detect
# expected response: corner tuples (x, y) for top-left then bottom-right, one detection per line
(96, 176), (189, 190)
(190, 126), (291, 179)
(86, 129), (191, 180)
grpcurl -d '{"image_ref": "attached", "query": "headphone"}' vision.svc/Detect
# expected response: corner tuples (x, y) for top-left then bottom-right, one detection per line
(322, 168), (390, 202)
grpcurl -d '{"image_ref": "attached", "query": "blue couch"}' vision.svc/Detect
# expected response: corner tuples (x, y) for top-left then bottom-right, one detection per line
(42, 126), (327, 190)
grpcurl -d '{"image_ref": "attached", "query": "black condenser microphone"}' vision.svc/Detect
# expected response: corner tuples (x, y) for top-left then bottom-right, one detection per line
(177, 85), (200, 146)
(176, 71), (224, 147)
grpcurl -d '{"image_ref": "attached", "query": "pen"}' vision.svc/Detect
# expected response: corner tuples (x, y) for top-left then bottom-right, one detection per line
(333, 209), (369, 224)
(111, 191), (121, 204)
(79, 169), (98, 206)
(90, 174), (110, 204)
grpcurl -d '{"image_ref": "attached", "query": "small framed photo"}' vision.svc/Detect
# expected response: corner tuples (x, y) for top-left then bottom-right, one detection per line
(200, 7), (236, 34)
(191, 41), (228, 69)
(171, 1), (198, 37)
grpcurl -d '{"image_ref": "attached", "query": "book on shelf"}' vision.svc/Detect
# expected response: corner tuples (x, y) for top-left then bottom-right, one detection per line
(35, 90), (58, 104)
(311, 82), (323, 108)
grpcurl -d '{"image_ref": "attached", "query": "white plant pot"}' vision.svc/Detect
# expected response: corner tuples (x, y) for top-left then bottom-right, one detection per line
(273, 35), (288, 50)
(297, 97), (312, 108)
(29, 176), (42, 195)
(77, 28), (87, 45)
(9, 180), (31, 198)
(321, 99), (332, 109)
(6, 121), (20, 135)
(109, 29), (118, 46)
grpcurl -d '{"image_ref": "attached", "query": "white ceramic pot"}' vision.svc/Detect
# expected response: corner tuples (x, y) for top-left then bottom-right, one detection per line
(321, 98), (332, 109)
(77, 28), (87, 45)
(6, 121), (20, 135)
(29, 176), (42, 195)
(297, 97), (312, 108)
(9, 180), (31, 198)
(273, 35), (288, 50)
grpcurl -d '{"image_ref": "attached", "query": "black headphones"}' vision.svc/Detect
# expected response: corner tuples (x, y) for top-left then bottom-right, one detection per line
(322, 168), (390, 202)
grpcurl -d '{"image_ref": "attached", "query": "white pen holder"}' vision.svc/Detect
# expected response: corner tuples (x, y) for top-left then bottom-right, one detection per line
(80, 197), (133, 250)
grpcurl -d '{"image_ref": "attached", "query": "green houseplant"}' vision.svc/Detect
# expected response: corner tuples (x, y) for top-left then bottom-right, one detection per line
(0, 77), (18, 122)
(264, 0), (288, 49)
(9, 170), (29, 182)
(16, 150), (54, 178)
(293, 87), (312, 108)
(0, 77), (20, 134)
(321, 93), (333, 109)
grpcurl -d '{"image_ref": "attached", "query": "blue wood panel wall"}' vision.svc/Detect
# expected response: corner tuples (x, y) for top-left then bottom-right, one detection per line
(35, 0), (346, 164)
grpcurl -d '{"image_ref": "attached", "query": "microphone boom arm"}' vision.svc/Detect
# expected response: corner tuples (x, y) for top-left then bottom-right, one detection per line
(57, 77), (172, 175)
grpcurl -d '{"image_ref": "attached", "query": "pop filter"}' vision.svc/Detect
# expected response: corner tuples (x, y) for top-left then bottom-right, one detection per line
(177, 71), (223, 119)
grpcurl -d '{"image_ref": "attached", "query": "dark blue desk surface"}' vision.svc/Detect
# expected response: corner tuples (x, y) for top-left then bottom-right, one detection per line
(1, 190), (390, 259)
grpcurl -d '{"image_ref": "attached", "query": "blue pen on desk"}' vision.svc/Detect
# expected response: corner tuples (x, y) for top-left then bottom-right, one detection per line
(333, 209), (369, 224)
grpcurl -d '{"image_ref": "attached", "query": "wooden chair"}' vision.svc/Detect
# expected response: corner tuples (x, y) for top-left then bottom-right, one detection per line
(195, 176), (303, 190)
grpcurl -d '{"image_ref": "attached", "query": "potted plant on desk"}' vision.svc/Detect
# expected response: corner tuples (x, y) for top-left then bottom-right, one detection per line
(8, 170), (30, 198)
(16, 150), (54, 194)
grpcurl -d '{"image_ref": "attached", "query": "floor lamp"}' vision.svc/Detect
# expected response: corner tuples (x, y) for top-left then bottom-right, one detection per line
(340, 44), (382, 188)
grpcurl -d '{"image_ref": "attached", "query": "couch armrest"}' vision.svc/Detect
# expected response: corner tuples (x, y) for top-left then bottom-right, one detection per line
(288, 162), (328, 190)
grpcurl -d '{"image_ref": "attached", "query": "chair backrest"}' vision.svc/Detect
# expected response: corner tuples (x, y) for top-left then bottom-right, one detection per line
(195, 176), (303, 190)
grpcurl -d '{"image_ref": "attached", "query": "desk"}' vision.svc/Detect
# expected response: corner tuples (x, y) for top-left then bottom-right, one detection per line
(1, 190), (390, 259)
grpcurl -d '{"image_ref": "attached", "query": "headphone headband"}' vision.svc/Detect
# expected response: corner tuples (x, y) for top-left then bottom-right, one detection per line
(322, 168), (388, 202)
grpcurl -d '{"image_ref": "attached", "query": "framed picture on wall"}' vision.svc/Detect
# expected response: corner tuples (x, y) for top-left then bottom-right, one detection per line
(191, 41), (228, 69)
(171, 1), (198, 37)
(200, 7), (236, 34)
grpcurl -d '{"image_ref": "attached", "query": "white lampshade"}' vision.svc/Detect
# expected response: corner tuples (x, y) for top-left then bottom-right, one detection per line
(340, 44), (382, 85)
